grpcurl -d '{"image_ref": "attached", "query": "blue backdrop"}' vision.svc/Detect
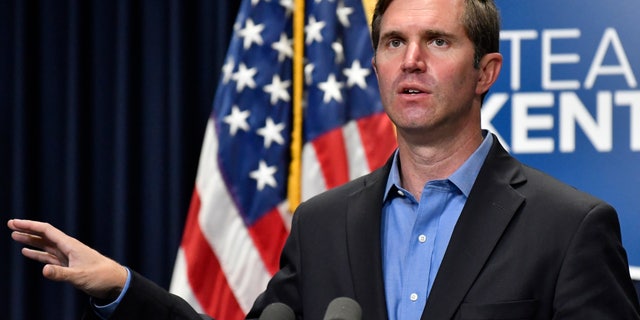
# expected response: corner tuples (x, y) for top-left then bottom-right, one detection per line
(491, 0), (640, 271)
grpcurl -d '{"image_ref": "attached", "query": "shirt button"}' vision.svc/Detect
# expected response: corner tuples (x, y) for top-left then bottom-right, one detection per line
(418, 234), (427, 243)
(397, 189), (405, 197)
(410, 293), (418, 301)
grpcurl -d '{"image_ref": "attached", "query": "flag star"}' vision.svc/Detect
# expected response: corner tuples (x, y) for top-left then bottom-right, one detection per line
(249, 160), (278, 191)
(304, 63), (315, 85)
(343, 60), (371, 89)
(332, 41), (345, 64)
(232, 63), (258, 92)
(223, 105), (251, 136)
(252, 0), (272, 5)
(279, 0), (294, 17)
(271, 33), (293, 62)
(305, 16), (326, 44)
(263, 74), (291, 105)
(318, 73), (344, 103)
(337, 1), (354, 27)
(257, 117), (286, 148)
(238, 18), (265, 50)
(221, 58), (235, 84)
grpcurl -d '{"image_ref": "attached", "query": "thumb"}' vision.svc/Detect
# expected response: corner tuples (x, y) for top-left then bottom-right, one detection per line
(42, 264), (72, 282)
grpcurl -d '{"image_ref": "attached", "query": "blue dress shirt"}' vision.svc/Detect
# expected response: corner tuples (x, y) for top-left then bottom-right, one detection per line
(381, 132), (493, 320)
(91, 267), (132, 319)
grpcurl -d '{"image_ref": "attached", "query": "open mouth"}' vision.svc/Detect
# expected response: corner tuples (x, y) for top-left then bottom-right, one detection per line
(403, 88), (422, 94)
(398, 81), (429, 95)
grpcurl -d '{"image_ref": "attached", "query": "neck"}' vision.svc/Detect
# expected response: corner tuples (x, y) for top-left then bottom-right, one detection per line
(396, 129), (484, 200)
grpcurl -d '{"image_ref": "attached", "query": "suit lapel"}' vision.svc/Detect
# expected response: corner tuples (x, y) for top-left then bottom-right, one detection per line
(346, 159), (392, 320)
(422, 137), (527, 319)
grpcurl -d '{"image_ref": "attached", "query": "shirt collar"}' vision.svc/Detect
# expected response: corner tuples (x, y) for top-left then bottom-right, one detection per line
(384, 130), (494, 201)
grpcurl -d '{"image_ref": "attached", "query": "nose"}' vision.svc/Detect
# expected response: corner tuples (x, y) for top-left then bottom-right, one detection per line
(401, 42), (426, 73)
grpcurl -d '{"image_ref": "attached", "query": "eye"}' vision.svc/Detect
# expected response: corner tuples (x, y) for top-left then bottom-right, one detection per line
(389, 39), (403, 48)
(432, 38), (448, 47)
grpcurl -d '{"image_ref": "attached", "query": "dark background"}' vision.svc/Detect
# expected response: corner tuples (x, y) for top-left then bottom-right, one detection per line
(2, 1), (638, 319)
(2, 1), (240, 318)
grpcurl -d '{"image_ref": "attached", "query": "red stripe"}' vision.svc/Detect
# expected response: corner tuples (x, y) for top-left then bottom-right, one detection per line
(181, 188), (245, 320)
(247, 208), (289, 275)
(312, 128), (350, 189)
(357, 113), (397, 170)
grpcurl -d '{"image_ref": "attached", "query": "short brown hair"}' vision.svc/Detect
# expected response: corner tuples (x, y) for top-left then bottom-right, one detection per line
(371, 0), (500, 68)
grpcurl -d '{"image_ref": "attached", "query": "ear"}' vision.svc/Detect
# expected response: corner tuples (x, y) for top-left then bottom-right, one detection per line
(476, 52), (502, 95)
(371, 56), (379, 79)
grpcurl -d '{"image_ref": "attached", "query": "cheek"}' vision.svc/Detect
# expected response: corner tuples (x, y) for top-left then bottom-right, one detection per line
(375, 69), (394, 95)
(440, 64), (477, 93)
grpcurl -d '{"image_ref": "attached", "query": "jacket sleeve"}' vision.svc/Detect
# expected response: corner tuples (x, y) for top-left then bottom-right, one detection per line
(82, 270), (207, 320)
(553, 202), (640, 319)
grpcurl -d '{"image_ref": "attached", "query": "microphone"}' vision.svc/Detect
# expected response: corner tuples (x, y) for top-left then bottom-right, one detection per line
(258, 302), (295, 320)
(323, 297), (362, 320)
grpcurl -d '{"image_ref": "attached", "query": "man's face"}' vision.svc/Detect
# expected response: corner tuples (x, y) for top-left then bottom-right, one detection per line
(373, 0), (484, 141)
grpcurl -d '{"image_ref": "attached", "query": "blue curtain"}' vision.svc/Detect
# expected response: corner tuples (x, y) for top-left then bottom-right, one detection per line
(1, 1), (239, 318)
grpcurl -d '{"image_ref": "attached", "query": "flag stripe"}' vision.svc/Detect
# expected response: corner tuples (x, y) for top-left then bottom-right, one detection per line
(180, 189), (245, 319)
(301, 142), (327, 201)
(357, 113), (397, 170)
(300, 117), (395, 201)
(169, 249), (205, 314)
(312, 128), (351, 189)
(246, 207), (289, 275)
(343, 120), (371, 181)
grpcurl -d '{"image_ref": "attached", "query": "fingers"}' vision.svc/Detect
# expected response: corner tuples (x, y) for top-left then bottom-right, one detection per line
(11, 228), (66, 263)
(8, 219), (66, 242)
(21, 247), (64, 266)
(9, 219), (77, 256)
(12, 229), (53, 249)
(9, 219), (77, 271)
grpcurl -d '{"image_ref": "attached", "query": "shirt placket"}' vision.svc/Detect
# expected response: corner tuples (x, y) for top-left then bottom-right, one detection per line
(399, 182), (450, 318)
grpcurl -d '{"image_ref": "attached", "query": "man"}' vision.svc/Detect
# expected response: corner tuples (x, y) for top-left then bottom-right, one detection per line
(8, 0), (640, 319)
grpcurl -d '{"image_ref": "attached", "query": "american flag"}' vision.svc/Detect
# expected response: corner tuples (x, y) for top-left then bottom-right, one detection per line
(169, 0), (396, 318)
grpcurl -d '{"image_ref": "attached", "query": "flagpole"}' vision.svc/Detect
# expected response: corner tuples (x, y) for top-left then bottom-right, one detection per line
(288, 0), (305, 213)
(361, 0), (376, 26)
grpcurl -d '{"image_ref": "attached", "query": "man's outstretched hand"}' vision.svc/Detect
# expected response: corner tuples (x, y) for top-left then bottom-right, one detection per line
(8, 219), (128, 300)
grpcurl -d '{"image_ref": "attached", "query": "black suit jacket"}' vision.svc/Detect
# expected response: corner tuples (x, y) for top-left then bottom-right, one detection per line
(92, 136), (640, 319)
(246, 136), (640, 319)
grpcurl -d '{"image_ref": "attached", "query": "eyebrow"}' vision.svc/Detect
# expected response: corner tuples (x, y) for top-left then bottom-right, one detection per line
(421, 29), (457, 41)
(379, 30), (404, 43)
(380, 28), (456, 43)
